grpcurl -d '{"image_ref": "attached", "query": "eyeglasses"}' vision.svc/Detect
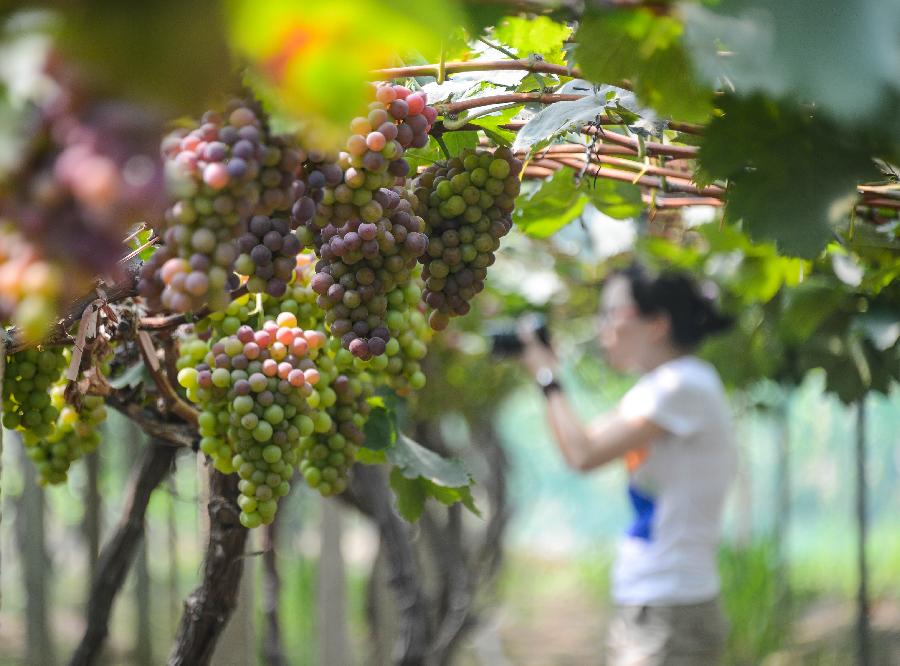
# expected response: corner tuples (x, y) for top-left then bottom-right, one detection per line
(595, 303), (639, 329)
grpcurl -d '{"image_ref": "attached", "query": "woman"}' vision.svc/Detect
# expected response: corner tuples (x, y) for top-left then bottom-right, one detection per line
(520, 264), (737, 666)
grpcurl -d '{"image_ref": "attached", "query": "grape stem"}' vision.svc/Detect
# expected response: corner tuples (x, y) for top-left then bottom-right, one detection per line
(136, 331), (199, 427)
(434, 134), (452, 160)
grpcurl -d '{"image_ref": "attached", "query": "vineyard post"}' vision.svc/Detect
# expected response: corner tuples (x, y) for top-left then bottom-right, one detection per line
(773, 397), (791, 619)
(855, 397), (870, 666)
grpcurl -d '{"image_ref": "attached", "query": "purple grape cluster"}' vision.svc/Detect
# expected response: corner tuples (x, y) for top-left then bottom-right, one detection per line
(291, 84), (436, 357)
(299, 186), (428, 359)
(139, 102), (303, 312)
(412, 147), (522, 330)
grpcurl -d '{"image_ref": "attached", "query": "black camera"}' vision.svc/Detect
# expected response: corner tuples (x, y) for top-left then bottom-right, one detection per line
(488, 314), (550, 356)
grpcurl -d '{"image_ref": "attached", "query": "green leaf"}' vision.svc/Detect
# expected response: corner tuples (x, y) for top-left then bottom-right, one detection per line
(574, 9), (713, 122)
(777, 279), (846, 345)
(441, 130), (479, 157)
(582, 174), (642, 220)
(107, 361), (147, 390)
(852, 311), (900, 352)
(385, 434), (479, 522)
(698, 95), (881, 258)
(467, 105), (521, 146)
(511, 84), (613, 154)
(493, 16), (572, 65)
(389, 468), (428, 522)
(513, 169), (588, 237)
(356, 447), (387, 465)
(362, 404), (397, 451)
(682, 0), (900, 126)
(387, 434), (470, 487)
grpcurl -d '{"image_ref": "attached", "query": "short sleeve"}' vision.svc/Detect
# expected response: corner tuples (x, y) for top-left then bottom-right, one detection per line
(618, 365), (706, 438)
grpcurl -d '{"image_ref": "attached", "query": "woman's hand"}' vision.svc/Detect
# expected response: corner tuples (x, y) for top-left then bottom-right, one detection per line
(517, 320), (557, 378)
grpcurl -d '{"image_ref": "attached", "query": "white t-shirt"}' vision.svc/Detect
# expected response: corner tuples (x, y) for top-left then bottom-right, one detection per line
(610, 355), (737, 606)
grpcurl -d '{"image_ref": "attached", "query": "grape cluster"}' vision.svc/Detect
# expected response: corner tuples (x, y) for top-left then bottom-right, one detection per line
(5, 346), (112, 485)
(178, 312), (329, 527)
(234, 215), (302, 297)
(412, 147), (522, 329)
(139, 102), (302, 313)
(2, 347), (67, 437)
(260, 264), (369, 494)
(293, 84), (436, 357)
(298, 337), (372, 496)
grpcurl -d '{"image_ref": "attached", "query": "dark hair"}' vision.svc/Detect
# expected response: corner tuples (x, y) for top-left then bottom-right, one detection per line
(612, 264), (733, 349)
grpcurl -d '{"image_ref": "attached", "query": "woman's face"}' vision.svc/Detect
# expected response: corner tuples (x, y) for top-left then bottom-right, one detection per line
(597, 276), (667, 372)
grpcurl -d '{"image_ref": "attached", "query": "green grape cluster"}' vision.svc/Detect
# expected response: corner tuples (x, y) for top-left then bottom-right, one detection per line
(2, 347), (67, 436)
(268, 261), (375, 494)
(412, 146), (522, 330)
(4, 346), (110, 485)
(297, 336), (372, 496)
(178, 312), (331, 527)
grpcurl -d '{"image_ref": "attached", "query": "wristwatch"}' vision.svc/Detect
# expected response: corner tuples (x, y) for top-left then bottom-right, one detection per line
(535, 366), (561, 396)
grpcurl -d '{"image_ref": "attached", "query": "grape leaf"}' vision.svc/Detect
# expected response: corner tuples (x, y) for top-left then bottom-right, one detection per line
(574, 8), (713, 122)
(440, 130), (479, 157)
(386, 434), (470, 488)
(362, 403), (397, 451)
(492, 16), (572, 65)
(777, 279), (847, 345)
(682, 0), (900, 127)
(852, 310), (900, 352)
(466, 104), (521, 146)
(107, 361), (148, 390)
(583, 175), (642, 220)
(389, 469), (428, 522)
(513, 169), (588, 237)
(386, 434), (479, 522)
(512, 85), (614, 153)
(698, 95), (882, 258)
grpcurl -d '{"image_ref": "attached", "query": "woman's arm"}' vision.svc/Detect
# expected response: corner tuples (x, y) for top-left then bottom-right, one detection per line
(544, 389), (664, 471)
(520, 334), (665, 472)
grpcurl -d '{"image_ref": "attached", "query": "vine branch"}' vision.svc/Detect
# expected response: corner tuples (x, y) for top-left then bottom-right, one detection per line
(373, 58), (583, 81)
(168, 467), (248, 666)
(69, 440), (177, 666)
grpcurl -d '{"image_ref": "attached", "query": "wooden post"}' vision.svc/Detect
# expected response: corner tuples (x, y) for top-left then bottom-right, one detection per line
(15, 432), (55, 666)
(318, 498), (350, 666)
(773, 397), (791, 619)
(855, 398), (870, 666)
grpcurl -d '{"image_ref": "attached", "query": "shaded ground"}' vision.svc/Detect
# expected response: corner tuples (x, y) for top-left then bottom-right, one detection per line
(459, 556), (900, 666)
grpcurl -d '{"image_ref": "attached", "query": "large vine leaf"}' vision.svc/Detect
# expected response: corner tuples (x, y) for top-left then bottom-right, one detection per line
(698, 95), (882, 258)
(574, 8), (713, 122)
(492, 15), (572, 65)
(776, 279), (847, 345)
(511, 82), (615, 153)
(583, 175), (642, 220)
(361, 396), (478, 521)
(682, 0), (900, 127)
(513, 169), (588, 237)
(387, 434), (478, 522)
(227, 0), (465, 148)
